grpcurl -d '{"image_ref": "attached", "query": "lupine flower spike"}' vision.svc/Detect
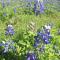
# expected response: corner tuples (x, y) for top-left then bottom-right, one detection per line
(27, 52), (36, 60)
(5, 24), (14, 36)
(40, 0), (44, 13)
(1, 0), (5, 8)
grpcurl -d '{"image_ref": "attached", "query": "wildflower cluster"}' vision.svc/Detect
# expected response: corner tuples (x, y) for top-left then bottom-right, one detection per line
(34, 24), (52, 51)
(26, 24), (52, 60)
(0, 40), (15, 53)
(0, 24), (15, 53)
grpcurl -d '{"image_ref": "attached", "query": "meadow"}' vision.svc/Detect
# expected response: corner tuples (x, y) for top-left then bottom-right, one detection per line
(0, 0), (60, 60)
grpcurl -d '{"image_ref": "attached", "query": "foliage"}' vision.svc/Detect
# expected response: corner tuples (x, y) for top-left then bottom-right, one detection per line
(0, 0), (60, 60)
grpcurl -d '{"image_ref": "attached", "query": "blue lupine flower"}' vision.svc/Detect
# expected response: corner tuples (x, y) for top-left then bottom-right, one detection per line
(27, 52), (36, 60)
(5, 24), (14, 36)
(44, 29), (50, 35)
(0, 40), (15, 53)
(0, 43), (3, 46)
(37, 28), (51, 44)
(34, 0), (40, 15)
(42, 33), (50, 44)
(34, 0), (44, 13)
(42, 34), (49, 44)
(44, 25), (51, 35)
(37, 31), (43, 38)
(34, 3), (37, 13)
(34, 36), (40, 48)
(3, 40), (15, 53)
(40, 2), (44, 13)
(35, 39), (40, 44)
(48, 35), (52, 39)
(34, 42), (39, 48)
(37, 31), (42, 36)
(34, 36), (40, 43)
(44, 39), (50, 44)
(34, 24), (52, 52)
(1, 0), (5, 8)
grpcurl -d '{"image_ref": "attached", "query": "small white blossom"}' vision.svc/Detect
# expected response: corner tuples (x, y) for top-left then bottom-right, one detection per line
(44, 25), (51, 30)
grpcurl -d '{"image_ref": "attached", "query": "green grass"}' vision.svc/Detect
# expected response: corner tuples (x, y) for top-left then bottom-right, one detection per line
(0, 11), (60, 32)
(0, 4), (60, 59)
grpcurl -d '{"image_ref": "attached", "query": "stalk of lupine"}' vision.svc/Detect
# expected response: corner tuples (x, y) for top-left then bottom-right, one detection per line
(1, 0), (5, 8)
(27, 52), (36, 60)
(34, 0), (40, 14)
(40, 0), (44, 13)
(5, 24), (14, 36)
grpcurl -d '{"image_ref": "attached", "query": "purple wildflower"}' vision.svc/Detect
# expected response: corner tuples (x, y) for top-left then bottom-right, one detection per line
(34, 3), (37, 13)
(27, 52), (36, 60)
(34, 36), (40, 48)
(40, 2), (44, 13)
(5, 24), (14, 36)
(0, 43), (3, 46)
(34, 42), (39, 48)
(1, 0), (5, 8)
(3, 40), (15, 53)
(34, 36), (40, 43)
(42, 34), (50, 44)
(0, 40), (15, 53)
